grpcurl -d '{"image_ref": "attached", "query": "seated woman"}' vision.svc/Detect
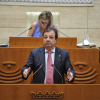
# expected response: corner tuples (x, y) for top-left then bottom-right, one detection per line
(27, 11), (60, 37)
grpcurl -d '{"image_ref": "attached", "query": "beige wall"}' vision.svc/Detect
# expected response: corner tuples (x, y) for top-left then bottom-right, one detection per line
(0, 0), (100, 47)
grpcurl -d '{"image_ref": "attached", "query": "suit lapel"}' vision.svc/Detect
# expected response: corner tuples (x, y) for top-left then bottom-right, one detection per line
(54, 47), (62, 68)
(38, 47), (45, 74)
(38, 47), (62, 75)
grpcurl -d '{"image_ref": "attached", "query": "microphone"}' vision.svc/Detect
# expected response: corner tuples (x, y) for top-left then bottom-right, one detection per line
(30, 64), (43, 83)
(56, 29), (69, 37)
(51, 64), (63, 84)
(5, 27), (32, 46)
(17, 27), (32, 37)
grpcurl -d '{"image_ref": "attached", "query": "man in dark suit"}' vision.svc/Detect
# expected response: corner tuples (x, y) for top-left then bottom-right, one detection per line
(21, 28), (75, 84)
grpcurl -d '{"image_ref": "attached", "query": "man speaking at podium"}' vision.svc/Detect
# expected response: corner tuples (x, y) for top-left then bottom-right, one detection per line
(21, 28), (75, 84)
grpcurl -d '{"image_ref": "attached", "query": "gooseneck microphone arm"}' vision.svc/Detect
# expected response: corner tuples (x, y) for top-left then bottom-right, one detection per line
(51, 64), (63, 84)
(56, 29), (69, 37)
(5, 27), (32, 45)
(17, 27), (32, 37)
(30, 64), (43, 83)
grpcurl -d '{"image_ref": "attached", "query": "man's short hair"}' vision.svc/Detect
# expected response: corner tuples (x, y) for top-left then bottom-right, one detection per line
(42, 28), (58, 39)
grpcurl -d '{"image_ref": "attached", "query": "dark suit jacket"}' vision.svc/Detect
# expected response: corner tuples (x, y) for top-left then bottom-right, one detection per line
(21, 46), (75, 84)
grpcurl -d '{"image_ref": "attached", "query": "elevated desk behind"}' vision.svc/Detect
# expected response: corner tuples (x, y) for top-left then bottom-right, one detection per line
(9, 37), (77, 49)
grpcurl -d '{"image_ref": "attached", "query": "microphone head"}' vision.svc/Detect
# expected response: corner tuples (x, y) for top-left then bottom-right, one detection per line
(40, 64), (43, 68)
(51, 64), (54, 67)
(30, 27), (32, 29)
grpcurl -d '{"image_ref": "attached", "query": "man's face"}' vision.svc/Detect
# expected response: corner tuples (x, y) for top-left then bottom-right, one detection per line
(43, 30), (57, 50)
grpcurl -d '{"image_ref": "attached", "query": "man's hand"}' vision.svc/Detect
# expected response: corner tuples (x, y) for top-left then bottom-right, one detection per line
(67, 68), (73, 81)
(23, 67), (31, 78)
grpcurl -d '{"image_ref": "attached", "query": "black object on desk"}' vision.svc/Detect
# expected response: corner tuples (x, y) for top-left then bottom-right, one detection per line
(0, 44), (8, 47)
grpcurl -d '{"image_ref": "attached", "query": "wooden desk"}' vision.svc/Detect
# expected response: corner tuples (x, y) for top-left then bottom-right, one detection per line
(9, 37), (77, 49)
(0, 84), (100, 100)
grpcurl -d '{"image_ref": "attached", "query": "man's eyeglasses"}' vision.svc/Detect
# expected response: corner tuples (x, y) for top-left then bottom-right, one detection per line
(39, 20), (48, 25)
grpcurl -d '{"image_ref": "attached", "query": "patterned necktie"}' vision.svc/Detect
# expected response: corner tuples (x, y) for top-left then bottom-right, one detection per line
(46, 51), (53, 84)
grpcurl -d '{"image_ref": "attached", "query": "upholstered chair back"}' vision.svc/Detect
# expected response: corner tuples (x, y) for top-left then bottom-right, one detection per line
(26, 12), (60, 34)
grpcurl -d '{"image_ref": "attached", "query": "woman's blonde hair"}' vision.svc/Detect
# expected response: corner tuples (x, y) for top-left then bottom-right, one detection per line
(38, 11), (53, 30)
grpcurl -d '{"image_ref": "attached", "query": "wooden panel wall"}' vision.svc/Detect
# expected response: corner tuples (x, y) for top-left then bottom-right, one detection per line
(0, 47), (100, 84)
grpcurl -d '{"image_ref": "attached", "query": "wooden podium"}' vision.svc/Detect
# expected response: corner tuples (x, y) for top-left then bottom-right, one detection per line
(0, 37), (100, 100)
(0, 84), (100, 100)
